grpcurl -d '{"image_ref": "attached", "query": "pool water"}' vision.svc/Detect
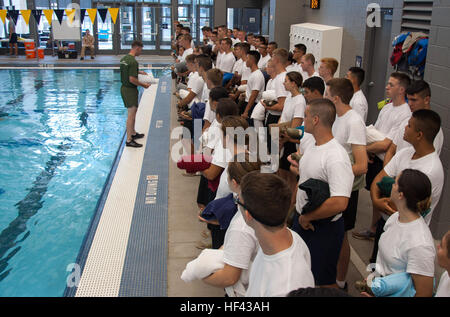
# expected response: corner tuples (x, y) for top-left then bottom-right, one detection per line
(0, 69), (157, 297)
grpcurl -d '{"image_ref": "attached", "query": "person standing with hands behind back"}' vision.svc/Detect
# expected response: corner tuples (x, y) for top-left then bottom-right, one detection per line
(120, 40), (151, 148)
(7, 14), (18, 57)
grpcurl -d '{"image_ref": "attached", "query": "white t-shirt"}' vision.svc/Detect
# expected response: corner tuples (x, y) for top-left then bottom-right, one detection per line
(296, 138), (354, 220)
(241, 66), (252, 82)
(393, 119), (444, 156)
(202, 84), (210, 103)
(218, 52), (236, 73)
(332, 109), (367, 155)
(303, 71), (320, 81)
(258, 54), (271, 70)
(376, 212), (435, 278)
(232, 58), (245, 75)
(299, 131), (315, 155)
(245, 69), (266, 103)
(383, 147), (444, 225)
(268, 71), (288, 116)
(279, 93), (306, 124)
(373, 102), (411, 160)
(187, 72), (204, 97)
(286, 63), (302, 73)
(435, 271), (450, 297)
(205, 119), (222, 150)
(223, 211), (258, 297)
(350, 90), (368, 123)
(215, 51), (224, 69)
(180, 47), (194, 62)
(211, 138), (233, 169)
(215, 164), (232, 200)
(246, 229), (315, 297)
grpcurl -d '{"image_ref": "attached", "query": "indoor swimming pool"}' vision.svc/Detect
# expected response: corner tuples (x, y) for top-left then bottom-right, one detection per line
(0, 69), (160, 296)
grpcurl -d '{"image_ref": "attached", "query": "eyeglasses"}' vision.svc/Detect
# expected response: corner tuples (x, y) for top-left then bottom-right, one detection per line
(233, 196), (284, 227)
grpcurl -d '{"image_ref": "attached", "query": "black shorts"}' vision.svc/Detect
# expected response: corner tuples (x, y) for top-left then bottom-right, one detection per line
(265, 113), (281, 154)
(197, 175), (216, 206)
(279, 141), (297, 171)
(10, 33), (18, 44)
(365, 155), (384, 191)
(292, 213), (344, 286)
(343, 190), (359, 231)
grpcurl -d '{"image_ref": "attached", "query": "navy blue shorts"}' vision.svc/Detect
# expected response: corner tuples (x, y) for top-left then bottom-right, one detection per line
(365, 155), (383, 191)
(343, 190), (359, 231)
(292, 213), (344, 286)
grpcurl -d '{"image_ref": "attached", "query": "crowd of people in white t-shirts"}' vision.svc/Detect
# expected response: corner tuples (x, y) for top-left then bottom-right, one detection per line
(171, 23), (450, 298)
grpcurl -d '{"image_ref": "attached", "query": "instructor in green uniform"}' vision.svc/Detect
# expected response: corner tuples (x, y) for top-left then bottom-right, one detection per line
(120, 40), (151, 148)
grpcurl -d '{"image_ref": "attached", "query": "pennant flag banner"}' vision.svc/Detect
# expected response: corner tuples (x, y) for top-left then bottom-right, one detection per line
(32, 9), (42, 25)
(87, 8), (97, 24)
(7, 10), (19, 25)
(80, 9), (86, 24)
(0, 7), (121, 26)
(108, 8), (119, 24)
(0, 10), (7, 24)
(43, 9), (53, 26)
(20, 10), (31, 25)
(98, 8), (108, 24)
(54, 9), (64, 25)
(65, 8), (76, 25)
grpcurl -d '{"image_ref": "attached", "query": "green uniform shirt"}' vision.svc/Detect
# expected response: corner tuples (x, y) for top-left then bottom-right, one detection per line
(120, 54), (139, 88)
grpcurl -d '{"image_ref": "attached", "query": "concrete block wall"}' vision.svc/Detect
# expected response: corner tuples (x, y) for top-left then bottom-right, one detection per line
(425, 0), (450, 239)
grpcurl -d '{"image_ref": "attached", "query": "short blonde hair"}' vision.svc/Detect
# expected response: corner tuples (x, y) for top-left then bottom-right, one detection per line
(272, 48), (289, 64)
(321, 58), (339, 76)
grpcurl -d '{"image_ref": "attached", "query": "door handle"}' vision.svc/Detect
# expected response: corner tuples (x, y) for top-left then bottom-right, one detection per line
(368, 82), (375, 87)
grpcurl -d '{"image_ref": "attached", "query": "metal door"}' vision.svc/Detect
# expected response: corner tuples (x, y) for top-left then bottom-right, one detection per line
(365, 8), (394, 125)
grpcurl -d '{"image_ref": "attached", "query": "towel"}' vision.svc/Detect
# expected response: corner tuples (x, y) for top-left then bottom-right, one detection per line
(181, 249), (225, 282)
(201, 194), (238, 230)
(191, 102), (206, 120)
(138, 74), (159, 85)
(262, 90), (276, 101)
(371, 272), (416, 297)
(238, 84), (247, 93)
(299, 179), (330, 215)
(250, 101), (266, 121)
(377, 176), (395, 198)
(177, 154), (212, 174)
(208, 172), (222, 193)
(366, 125), (386, 144)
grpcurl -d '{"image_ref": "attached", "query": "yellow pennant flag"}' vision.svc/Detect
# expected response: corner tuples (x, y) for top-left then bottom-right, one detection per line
(87, 8), (97, 24)
(43, 9), (53, 26)
(20, 10), (31, 25)
(108, 8), (119, 24)
(0, 10), (7, 24)
(65, 9), (76, 25)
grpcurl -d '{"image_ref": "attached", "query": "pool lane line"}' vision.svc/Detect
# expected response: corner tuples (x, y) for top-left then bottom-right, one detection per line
(0, 141), (72, 282)
(117, 76), (171, 297)
(0, 78), (44, 118)
(63, 130), (127, 297)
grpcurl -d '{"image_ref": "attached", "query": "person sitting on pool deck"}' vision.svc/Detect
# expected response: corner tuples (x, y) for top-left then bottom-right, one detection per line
(80, 29), (95, 60)
(120, 40), (151, 148)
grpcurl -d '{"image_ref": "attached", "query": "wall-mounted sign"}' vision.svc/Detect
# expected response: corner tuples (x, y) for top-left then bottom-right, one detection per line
(249, 17), (256, 23)
(310, 0), (320, 9)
